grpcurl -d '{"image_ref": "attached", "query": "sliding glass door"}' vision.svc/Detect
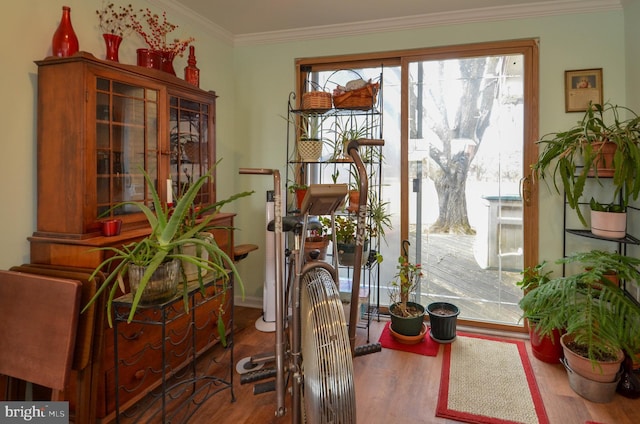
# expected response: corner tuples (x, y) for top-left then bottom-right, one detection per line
(405, 55), (525, 325)
(298, 39), (539, 328)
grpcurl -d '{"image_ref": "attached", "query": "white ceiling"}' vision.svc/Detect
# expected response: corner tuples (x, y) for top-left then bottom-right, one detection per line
(170, 0), (622, 40)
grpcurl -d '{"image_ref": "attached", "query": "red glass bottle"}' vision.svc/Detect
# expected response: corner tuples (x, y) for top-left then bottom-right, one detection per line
(52, 6), (79, 57)
(184, 46), (200, 87)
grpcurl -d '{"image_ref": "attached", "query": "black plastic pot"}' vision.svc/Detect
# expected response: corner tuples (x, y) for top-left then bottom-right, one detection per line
(427, 302), (459, 343)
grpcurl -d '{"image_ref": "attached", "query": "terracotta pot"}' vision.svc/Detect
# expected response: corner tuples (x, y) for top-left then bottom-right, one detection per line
(589, 141), (617, 177)
(560, 333), (624, 383)
(347, 190), (359, 213)
(304, 236), (329, 261)
(590, 210), (626, 239)
(295, 188), (308, 211)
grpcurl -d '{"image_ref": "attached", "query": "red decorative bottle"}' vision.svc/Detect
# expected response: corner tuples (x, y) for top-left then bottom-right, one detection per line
(52, 6), (79, 57)
(184, 46), (200, 87)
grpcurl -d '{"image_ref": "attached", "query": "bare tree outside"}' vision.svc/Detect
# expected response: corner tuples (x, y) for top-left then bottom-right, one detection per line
(410, 56), (504, 234)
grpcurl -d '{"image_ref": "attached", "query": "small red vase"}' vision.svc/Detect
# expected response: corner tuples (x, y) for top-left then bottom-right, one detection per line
(136, 49), (161, 70)
(102, 34), (122, 62)
(158, 51), (176, 76)
(52, 6), (79, 57)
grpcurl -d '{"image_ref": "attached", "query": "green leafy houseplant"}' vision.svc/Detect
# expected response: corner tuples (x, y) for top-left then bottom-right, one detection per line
(516, 260), (552, 294)
(532, 102), (640, 226)
(388, 254), (424, 318)
(519, 250), (640, 366)
(83, 166), (253, 341)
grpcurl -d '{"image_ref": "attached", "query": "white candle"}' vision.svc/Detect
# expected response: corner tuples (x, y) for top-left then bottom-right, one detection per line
(166, 179), (173, 205)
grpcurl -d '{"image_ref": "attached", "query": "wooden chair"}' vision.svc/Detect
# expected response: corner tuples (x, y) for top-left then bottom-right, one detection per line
(9, 264), (106, 423)
(0, 270), (82, 401)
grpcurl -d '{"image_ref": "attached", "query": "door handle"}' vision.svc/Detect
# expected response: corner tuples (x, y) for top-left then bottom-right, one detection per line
(520, 176), (531, 207)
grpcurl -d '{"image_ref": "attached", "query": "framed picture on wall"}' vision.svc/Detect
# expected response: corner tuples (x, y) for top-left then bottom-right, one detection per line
(565, 68), (603, 112)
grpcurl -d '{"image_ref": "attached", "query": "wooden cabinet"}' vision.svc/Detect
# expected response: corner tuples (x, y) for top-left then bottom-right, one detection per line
(34, 51), (216, 239)
(29, 52), (230, 422)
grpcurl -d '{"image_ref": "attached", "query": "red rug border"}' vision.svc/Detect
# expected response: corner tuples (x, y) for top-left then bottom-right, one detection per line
(436, 332), (550, 424)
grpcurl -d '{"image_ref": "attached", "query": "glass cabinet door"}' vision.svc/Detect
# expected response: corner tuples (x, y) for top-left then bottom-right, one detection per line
(96, 78), (159, 218)
(169, 96), (212, 205)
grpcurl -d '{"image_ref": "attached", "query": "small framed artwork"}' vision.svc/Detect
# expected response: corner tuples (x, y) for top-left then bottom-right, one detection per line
(565, 68), (603, 112)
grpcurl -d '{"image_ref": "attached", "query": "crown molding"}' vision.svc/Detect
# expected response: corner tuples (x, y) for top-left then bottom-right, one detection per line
(233, 0), (622, 46)
(160, 0), (621, 47)
(151, 0), (235, 46)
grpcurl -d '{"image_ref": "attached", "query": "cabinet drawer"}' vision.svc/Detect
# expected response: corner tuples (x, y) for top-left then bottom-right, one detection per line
(105, 280), (232, 413)
(193, 287), (232, 352)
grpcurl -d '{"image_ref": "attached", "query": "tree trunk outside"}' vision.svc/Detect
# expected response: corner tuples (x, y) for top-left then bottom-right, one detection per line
(419, 56), (502, 234)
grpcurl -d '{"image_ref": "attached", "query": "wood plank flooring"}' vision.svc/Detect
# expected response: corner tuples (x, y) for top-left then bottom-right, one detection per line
(183, 307), (638, 424)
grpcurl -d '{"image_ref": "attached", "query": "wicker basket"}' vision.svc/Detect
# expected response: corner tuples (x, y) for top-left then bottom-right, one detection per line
(297, 139), (323, 162)
(302, 91), (332, 110)
(332, 82), (379, 110)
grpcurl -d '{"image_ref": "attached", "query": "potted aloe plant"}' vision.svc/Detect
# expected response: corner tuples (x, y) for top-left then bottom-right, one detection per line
(532, 102), (640, 230)
(83, 166), (253, 343)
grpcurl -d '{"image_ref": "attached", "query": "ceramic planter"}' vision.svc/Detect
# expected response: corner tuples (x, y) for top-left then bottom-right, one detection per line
(427, 302), (460, 343)
(180, 232), (213, 281)
(590, 210), (626, 238)
(529, 322), (563, 364)
(389, 301), (426, 337)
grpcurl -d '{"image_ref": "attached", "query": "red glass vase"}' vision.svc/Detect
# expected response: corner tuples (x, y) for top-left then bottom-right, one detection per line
(136, 49), (161, 70)
(51, 6), (79, 57)
(102, 34), (122, 62)
(184, 46), (200, 87)
(158, 51), (177, 76)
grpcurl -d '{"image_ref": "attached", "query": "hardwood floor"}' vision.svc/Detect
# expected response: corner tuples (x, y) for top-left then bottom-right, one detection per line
(166, 307), (638, 423)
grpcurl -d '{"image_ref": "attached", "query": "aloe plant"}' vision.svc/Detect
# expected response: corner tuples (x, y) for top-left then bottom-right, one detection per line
(83, 165), (253, 344)
(519, 250), (640, 365)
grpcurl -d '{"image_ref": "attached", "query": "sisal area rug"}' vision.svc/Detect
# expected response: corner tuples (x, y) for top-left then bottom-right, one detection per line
(437, 332), (549, 424)
(377, 322), (439, 356)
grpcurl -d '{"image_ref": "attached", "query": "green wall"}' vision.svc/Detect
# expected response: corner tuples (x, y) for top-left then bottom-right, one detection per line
(0, 1), (631, 307)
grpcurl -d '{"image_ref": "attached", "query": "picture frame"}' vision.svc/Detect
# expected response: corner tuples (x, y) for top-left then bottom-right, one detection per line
(565, 68), (603, 112)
